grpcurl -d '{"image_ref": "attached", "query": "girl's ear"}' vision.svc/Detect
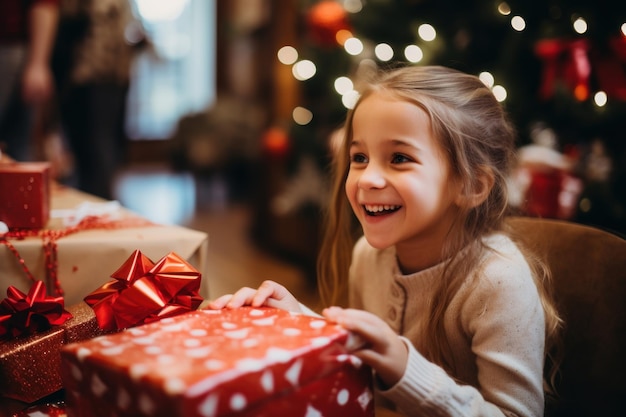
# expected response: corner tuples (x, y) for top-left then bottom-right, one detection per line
(455, 165), (495, 209)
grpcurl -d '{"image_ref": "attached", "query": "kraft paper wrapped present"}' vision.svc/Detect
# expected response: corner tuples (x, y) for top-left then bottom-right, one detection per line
(0, 162), (51, 229)
(0, 184), (210, 306)
(0, 282), (107, 403)
(60, 307), (375, 417)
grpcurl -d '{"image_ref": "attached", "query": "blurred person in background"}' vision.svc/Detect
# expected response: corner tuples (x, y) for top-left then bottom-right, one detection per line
(0, 0), (59, 161)
(52, 0), (142, 199)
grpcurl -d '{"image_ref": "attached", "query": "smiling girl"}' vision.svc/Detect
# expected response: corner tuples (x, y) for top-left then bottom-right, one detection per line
(211, 65), (562, 417)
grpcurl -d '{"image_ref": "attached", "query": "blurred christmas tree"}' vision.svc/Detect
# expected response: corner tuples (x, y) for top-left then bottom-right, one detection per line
(268, 0), (626, 236)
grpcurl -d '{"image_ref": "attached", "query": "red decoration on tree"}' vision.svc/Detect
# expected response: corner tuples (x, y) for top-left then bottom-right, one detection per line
(534, 38), (591, 101)
(261, 126), (291, 157)
(0, 281), (72, 339)
(306, 1), (351, 47)
(593, 35), (626, 101)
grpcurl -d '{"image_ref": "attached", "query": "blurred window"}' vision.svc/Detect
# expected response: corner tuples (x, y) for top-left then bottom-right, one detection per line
(126, 0), (215, 140)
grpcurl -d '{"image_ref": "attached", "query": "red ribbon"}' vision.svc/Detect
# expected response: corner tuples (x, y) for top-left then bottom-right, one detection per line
(0, 281), (73, 340)
(1, 214), (154, 297)
(593, 35), (626, 101)
(534, 38), (591, 101)
(84, 250), (203, 331)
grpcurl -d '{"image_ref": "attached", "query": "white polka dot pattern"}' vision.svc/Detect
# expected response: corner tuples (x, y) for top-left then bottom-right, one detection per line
(60, 307), (374, 417)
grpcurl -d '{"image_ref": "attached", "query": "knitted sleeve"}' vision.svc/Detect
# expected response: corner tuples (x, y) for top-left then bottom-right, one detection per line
(379, 240), (546, 417)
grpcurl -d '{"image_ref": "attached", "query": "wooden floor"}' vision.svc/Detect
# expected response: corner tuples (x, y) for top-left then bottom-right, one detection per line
(113, 164), (322, 311)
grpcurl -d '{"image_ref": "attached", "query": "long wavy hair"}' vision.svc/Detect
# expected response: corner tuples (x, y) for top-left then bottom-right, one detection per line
(317, 65), (562, 392)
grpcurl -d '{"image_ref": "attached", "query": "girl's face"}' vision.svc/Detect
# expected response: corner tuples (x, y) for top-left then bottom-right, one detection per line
(345, 91), (462, 272)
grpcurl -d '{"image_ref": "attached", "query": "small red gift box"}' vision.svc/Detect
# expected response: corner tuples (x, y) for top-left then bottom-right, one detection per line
(0, 302), (107, 403)
(0, 162), (51, 229)
(61, 307), (374, 417)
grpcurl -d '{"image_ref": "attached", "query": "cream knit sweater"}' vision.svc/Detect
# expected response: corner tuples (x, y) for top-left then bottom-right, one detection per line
(349, 233), (545, 417)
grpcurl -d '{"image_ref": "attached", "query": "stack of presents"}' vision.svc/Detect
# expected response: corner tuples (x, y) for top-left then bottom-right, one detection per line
(0, 161), (374, 416)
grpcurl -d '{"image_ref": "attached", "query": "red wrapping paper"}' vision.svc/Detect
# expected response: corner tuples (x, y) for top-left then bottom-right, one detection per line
(61, 307), (374, 417)
(83, 250), (203, 331)
(0, 302), (107, 403)
(0, 162), (51, 229)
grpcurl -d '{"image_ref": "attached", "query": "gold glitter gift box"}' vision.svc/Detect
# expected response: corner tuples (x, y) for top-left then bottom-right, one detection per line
(0, 302), (108, 403)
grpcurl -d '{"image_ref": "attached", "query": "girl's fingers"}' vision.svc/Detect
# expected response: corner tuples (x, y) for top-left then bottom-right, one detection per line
(323, 307), (408, 387)
(251, 281), (283, 306)
(254, 281), (302, 311)
(323, 307), (391, 349)
(207, 281), (300, 312)
(207, 294), (233, 309)
(225, 287), (258, 308)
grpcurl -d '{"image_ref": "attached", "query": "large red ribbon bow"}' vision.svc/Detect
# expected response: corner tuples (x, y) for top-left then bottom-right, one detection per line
(83, 250), (203, 331)
(0, 281), (73, 340)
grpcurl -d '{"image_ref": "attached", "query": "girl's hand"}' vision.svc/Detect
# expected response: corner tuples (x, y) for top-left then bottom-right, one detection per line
(323, 306), (408, 388)
(208, 280), (302, 313)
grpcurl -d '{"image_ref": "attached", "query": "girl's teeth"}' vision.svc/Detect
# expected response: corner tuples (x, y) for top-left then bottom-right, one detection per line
(365, 204), (399, 213)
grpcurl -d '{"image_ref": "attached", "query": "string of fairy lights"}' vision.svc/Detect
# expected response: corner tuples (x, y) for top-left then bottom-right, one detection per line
(277, 0), (626, 127)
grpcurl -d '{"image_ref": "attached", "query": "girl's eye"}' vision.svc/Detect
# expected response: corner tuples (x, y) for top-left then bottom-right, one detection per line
(350, 153), (368, 163)
(391, 153), (411, 163)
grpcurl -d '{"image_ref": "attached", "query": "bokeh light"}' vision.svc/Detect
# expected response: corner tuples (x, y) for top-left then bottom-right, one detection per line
(292, 60), (317, 81)
(573, 17), (588, 34)
(479, 71), (495, 88)
(293, 106), (314, 125)
(417, 24), (436, 41)
(492, 85), (507, 102)
(334, 76), (354, 95)
(594, 91), (608, 107)
(277, 46), (298, 65)
(404, 45), (423, 63)
(511, 16), (526, 31)
(374, 43), (394, 61)
(344, 37), (364, 55)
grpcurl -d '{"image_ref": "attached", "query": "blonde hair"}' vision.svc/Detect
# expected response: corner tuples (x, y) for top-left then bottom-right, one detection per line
(317, 65), (562, 390)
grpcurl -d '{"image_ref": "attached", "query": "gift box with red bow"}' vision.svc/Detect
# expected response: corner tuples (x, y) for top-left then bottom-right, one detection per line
(0, 249), (204, 405)
(0, 162), (51, 229)
(60, 307), (375, 417)
(0, 282), (105, 403)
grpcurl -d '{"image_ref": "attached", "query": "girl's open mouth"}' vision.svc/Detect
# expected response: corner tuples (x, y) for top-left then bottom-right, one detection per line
(364, 204), (401, 216)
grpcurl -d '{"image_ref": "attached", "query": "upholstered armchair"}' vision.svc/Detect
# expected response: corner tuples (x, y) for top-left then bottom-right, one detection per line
(507, 216), (626, 417)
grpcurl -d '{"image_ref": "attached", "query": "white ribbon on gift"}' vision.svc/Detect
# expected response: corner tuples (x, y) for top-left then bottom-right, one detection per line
(51, 200), (123, 227)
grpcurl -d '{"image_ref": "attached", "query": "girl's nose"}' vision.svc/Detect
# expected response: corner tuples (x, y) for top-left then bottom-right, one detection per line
(358, 164), (386, 189)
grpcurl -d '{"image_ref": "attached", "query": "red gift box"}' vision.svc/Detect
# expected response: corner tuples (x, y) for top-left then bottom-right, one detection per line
(61, 307), (374, 417)
(0, 162), (51, 229)
(0, 302), (108, 403)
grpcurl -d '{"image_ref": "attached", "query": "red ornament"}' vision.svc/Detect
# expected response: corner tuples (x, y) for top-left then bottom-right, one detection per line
(261, 126), (291, 157)
(306, 1), (351, 47)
